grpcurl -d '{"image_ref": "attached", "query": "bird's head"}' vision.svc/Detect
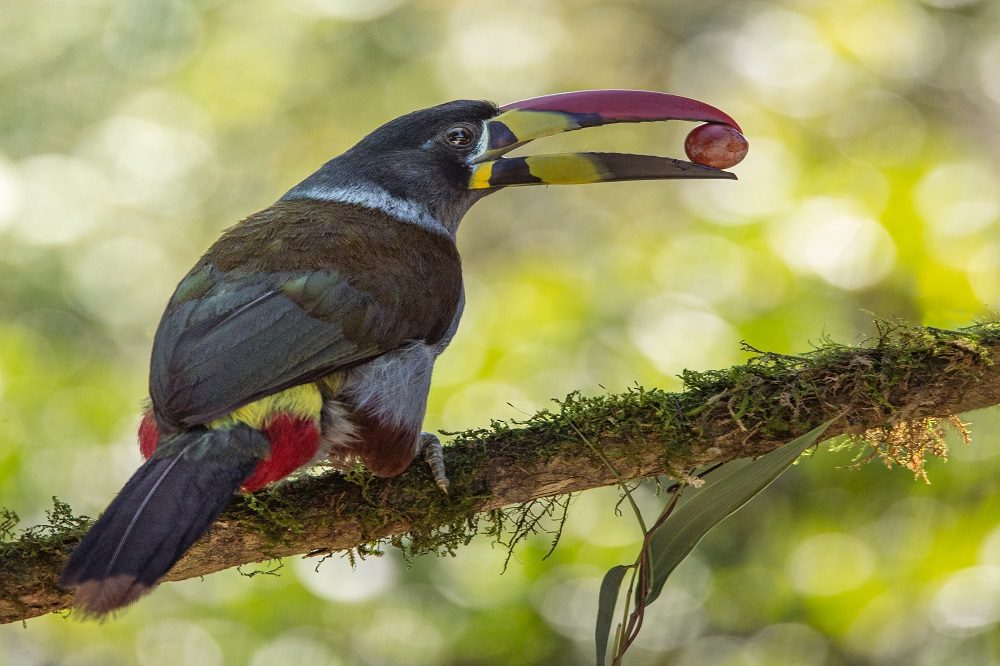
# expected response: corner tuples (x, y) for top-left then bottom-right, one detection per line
(284, 90), (746, 235)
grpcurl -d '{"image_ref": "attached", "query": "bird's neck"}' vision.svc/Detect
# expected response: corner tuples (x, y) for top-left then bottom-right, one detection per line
(282, 181), (450, 238)
(281, 154), (476, 237)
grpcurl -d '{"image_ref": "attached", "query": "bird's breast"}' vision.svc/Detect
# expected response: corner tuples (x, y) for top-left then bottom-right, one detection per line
(321, 339), (443, 476)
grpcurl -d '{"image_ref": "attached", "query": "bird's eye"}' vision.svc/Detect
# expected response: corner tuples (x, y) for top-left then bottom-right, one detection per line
(444, 126), (475, 148)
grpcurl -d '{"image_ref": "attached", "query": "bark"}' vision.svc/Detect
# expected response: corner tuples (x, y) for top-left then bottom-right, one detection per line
(2, 323), (998, 625)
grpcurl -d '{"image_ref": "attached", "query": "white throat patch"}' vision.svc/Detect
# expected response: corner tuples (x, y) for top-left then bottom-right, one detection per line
(285, 184), (447, 235)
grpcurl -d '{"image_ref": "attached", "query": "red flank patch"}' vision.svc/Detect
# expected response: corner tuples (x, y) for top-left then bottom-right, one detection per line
(137, 410), (319, 491)
(138, 411), (159, 459)
(242, 414), (320, 492)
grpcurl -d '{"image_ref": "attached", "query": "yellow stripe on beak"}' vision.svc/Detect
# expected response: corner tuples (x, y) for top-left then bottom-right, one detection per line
(524, 154), (605, 184)
(490, 109), (580, 148)
(469, 153), (610, 189)
(469, 161), (494, 189)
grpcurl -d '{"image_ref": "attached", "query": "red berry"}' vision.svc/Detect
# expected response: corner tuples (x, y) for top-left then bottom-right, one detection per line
(684, 123), (748, 169)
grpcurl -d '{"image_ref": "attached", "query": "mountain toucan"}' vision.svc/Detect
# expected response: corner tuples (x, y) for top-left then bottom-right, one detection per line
(60, 89), (745, 617)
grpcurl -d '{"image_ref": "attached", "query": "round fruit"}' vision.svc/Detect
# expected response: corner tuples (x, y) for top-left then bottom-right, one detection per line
(684, 123), (748, 169)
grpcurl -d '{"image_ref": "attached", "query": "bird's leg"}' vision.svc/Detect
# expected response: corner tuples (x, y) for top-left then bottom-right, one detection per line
(419, 432), (450, 494)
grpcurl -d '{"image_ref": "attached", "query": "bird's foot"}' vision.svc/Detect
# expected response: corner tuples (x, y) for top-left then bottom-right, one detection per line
(419, 432), (450, 494)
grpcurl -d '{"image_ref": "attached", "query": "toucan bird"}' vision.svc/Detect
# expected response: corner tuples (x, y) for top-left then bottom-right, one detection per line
(60, 90), (745, 617)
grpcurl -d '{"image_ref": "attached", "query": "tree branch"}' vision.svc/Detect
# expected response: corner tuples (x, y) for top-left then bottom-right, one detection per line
(2, 323), (999, 624)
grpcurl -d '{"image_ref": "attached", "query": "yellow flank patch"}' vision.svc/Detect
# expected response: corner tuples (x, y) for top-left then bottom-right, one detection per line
(525, 154), (605, 184)
(316, 372), (345, 395)
(468, 162), (494, 189)
(209, 383), (323, 430)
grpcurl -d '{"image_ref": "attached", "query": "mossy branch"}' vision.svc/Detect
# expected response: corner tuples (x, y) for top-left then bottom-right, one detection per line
(2, 322), (999, 625)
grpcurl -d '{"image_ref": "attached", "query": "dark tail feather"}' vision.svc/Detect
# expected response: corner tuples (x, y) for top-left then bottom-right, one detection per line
(61, 425), (267, 618)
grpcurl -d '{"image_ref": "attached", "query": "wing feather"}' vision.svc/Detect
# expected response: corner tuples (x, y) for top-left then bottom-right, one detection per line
(149, 201), (462, 428)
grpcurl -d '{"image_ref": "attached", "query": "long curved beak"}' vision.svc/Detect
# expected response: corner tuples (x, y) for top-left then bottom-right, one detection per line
(469, 89), (743, 189)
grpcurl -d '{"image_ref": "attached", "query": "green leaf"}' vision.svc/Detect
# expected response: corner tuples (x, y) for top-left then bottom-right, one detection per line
(595, 564), (631, 666)
(642, 419), (837, 607)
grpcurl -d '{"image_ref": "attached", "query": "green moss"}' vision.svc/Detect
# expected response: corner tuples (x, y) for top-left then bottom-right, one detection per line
(227, 474), (338, 547)
(0, 497), (91, 616)
(0, 497), (91, 560)
(0, 507), (17, 542)
(680, 321), (999, 441)
(3, 321), (998, 611)
(488, 495), (571, 572)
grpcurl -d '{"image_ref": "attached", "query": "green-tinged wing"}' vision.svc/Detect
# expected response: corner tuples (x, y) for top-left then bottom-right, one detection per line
(150, 257), (460, 429)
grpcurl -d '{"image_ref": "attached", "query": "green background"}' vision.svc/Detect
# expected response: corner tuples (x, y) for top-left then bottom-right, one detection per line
(2, 0), (1000, 663)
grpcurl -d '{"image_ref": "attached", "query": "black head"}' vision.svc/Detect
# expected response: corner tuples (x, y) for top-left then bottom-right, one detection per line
(285, 100), (500, 235)
(350, 99), (498, 158)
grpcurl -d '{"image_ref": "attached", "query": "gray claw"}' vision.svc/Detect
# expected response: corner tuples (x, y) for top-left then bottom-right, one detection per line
(420, 432), (450, 494)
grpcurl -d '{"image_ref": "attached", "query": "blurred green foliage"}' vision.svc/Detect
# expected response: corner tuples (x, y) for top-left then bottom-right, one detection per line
(2, 0), (1000, 663)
